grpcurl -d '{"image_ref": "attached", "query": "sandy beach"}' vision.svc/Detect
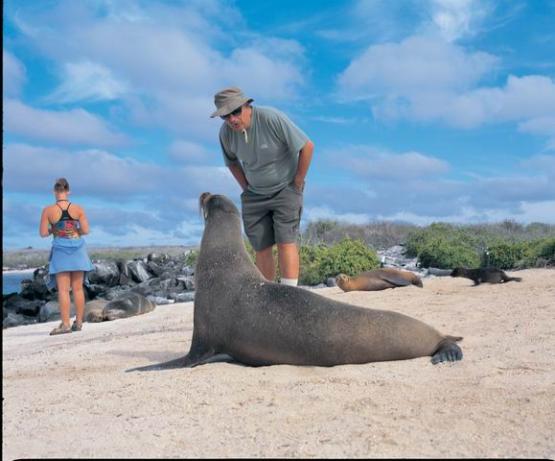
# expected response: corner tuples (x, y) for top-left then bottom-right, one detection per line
(3, 268), (554, 458)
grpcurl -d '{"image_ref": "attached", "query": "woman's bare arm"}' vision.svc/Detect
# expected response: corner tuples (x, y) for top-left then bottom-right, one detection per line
(39, 207), (52, 237)
(76, 205), (90, 235)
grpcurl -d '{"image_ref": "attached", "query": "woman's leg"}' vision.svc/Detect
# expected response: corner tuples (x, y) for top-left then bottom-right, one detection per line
(70, 271), (85, 326)
(56, 272), (72, 327)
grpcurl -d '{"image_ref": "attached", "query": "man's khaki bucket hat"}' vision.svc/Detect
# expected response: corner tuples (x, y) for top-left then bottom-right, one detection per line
(210, 87), (254, 118)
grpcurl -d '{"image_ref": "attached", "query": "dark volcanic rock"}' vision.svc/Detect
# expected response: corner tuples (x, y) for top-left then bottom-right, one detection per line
(147, 252), (169, 264)
(3, 251), (198, 328)
(146, 261), (164, 277)
(20, 278), (50, 300)
(88, 261), (120, 286)
(116, 260), (130, 285)
(127, 260), (152, 283)
(3, 312), (37, 328)
(4, 294), (45, 316)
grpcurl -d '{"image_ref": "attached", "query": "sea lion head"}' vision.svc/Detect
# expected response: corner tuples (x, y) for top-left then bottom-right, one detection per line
(412, 276), (424, 288)
(199, 192), (241, 221)
(335, 273), (350, 291)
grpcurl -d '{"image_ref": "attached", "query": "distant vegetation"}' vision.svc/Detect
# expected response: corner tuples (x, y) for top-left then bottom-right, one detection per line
(403, 221), (555, 269)
(4, 221), (554, 279)
(2, 245), (194, 270)
(301, 219), (418, 250)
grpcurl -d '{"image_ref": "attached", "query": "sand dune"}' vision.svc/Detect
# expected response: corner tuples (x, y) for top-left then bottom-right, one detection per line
(3, 268), (554, 458)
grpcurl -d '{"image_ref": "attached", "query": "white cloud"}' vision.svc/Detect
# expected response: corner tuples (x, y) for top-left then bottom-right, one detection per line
(338, 34), (555, 132)
(303, 205), (371, 225)
(223, 46), (304, 100)
(322, 0), (495, 45)
(2, 139), (241, 249)
(519, 117), (555, 137)
(338, 35), (497, 98)
(48, 60), (128, 103)
(310, 116), (364, 125)
(169, 140), (215, 163)
(428, 0), (492, 42)
(521, 154), (555, 178)
(3, 50), (26, 96)
(4, 99), (128, 146)
(518, 117), (555, 151)
(325, 145), (450, 179)
(2, 143), (237, 198)
(9, 1), (306, 141)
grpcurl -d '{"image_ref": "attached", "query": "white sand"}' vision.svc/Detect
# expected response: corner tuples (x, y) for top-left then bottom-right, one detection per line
(3, 268), (554, 458)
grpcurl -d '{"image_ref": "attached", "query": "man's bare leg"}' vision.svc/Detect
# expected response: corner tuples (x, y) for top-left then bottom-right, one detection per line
(255, 245), (276, 281)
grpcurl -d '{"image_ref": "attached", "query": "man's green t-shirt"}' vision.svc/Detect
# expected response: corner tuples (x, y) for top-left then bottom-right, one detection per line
(219, 106), (309, 195)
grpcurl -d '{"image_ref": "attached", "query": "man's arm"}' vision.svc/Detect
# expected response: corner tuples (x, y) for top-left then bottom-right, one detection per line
(228, 163), (249, 192)
(293, 140), (314, 192)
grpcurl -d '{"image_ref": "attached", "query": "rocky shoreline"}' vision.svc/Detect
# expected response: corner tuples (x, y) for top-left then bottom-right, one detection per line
(3, 245), (450, 329)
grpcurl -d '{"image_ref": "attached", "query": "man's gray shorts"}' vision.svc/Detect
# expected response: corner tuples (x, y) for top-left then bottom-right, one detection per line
(241, 183), (303, 251)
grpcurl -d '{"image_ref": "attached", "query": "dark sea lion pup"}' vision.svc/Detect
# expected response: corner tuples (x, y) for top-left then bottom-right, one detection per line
(451, 267), (522, 285)
(130, 193), (462, 371)
(336, 268), (423, 292)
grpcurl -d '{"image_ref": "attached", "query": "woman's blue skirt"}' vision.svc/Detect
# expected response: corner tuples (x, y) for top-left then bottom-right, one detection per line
(47, 238), (95, 289)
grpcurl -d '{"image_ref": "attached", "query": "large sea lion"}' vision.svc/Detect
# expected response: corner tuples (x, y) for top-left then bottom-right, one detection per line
(451, 267), (522, 285)
(131, 193), (462, 371)
(336, 268), (423, 292)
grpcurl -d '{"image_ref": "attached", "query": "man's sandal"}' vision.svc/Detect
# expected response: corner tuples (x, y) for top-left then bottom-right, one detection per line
(71, 321), (83, 332)
(50, 323), (72, 336)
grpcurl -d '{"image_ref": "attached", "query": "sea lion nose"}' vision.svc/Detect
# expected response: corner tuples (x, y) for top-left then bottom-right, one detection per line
(199, 192), (212, 212)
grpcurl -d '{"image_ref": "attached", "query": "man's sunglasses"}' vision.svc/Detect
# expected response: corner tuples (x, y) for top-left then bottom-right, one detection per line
(221, 106), (243, 120)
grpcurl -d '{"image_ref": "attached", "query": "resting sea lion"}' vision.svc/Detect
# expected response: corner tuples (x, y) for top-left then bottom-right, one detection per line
(336, 268), (423, 292)
(451, 267), (522, 285)
(102, 292), (155, 321)
(131, 193), (462, 371)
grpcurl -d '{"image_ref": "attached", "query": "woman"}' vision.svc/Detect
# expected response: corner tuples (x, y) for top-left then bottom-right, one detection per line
(39, 178), (94, 335)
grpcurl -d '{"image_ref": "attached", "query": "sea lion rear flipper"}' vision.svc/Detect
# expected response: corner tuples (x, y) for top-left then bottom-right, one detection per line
(431, 339), (463, 364)
(379, 275), (411, 287)
(505, 276), (522, 282)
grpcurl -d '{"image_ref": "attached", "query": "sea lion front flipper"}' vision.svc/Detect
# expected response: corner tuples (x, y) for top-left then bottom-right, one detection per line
(431, 339), (463, 364)
(379, 275), (411, 287)
(126, 355), (192, 372)
(126, 341), (220, 372)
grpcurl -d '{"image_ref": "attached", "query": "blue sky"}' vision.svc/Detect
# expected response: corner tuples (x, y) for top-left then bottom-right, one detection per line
(3, 0), (555, 250)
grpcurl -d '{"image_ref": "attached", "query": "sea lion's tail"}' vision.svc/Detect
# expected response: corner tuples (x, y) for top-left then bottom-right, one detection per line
(507, 276), (522, 282)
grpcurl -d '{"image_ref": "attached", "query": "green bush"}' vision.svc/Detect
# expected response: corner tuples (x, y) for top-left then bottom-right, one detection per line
(485, 242), (528, 269)
(417, 238), (480, 269)
(516, 237), (555, 268)
(536, 237), (555, 263)
(299, 238), (380, 285)
(183, 249), (199, 268)
(298, 244), (328, 286)
(405, 223), (458, 257)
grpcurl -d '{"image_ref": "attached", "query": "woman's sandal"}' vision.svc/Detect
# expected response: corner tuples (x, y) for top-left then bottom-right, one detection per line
(49, 323), (72, 336)
(71, 321), (83, 332)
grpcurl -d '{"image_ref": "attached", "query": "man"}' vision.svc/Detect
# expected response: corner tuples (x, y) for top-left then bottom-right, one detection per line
(211, 87), (314, 286)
